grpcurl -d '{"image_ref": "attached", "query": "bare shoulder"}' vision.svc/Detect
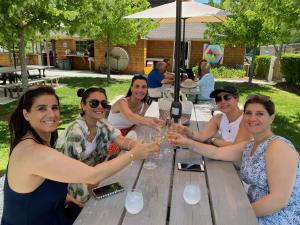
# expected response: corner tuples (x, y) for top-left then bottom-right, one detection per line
(210, 113), (222, 124)
(266, 139), (297, 157)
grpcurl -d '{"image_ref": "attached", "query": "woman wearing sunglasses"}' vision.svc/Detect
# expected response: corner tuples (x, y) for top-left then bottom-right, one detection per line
(1, 86), (159, 225)
(55, 87), (142, 212)
(172, 85), (250, 147)
(168, 96), (300, 224)
(108, 75), (160, 135)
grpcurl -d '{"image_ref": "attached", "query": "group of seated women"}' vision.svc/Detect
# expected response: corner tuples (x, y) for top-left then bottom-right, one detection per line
(1, 71), (299, 224)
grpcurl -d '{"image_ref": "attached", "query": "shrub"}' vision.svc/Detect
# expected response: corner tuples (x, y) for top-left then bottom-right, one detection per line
(192, 65), (245, 78)
(281, 53), (300, 85)
(255, 56), (271, 79)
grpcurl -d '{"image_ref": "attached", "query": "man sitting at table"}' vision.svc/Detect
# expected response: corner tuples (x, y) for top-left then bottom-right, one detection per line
(147, 61), (174, 88)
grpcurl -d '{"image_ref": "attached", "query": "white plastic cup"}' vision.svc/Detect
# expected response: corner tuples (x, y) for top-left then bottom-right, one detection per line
(125, 189), (144, 214)
(183, 184), (201, 205)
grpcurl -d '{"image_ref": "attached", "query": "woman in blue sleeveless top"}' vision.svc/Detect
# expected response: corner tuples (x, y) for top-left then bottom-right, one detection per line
(168, 95), (300, 224)
(1, 86), (159, 225)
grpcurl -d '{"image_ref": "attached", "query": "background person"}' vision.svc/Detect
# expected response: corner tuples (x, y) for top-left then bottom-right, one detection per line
(168, 96), (300, 225)
(55, 87), (137, 208)
(197, 62), (215, 101)
(1, 86), (159, 225)
(171, 86), (250, 147)
(147, 61), (174, 88)
(197, 58), (208, 80)
(108, 75), (160, 135)
(87, 42), (95, 71)
(163, 58), (175, 78)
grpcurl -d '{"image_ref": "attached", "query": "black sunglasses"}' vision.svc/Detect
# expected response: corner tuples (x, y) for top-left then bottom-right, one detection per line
(87, 99), (111, 110)
(215, 94), (234, 103)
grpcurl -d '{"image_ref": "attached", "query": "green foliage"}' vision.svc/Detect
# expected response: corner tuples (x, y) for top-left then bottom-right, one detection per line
(254, 56), (271, 79)
(280, 53), (300, 85)
(192, 65), (245, 78)
(67, 0), (155, 45)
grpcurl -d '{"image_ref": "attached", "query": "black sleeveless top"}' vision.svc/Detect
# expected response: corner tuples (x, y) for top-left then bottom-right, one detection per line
(1, 176), (71, 225)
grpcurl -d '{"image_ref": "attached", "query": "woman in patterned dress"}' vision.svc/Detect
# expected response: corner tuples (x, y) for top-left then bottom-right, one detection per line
(55, 87), (141, 209)
(168, 95), (300, 224)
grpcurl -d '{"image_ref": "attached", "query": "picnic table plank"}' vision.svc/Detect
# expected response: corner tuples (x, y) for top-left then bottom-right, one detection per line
(73, 158), (143, 225)
(122, 139), (174, 225)
(169, 148), (213, 225)
(205, 159), (258, 225)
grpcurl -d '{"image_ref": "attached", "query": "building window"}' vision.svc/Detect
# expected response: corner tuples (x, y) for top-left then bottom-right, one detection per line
(75, 41), (88, 53)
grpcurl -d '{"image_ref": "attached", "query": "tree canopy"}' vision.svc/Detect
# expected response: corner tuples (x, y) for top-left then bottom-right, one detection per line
(205, 0), (300, 82)
(66, 0), (155, 79)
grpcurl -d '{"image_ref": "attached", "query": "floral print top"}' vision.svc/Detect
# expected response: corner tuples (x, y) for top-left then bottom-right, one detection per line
(240, 135), (300, 225)
(55, 115), (120, 203)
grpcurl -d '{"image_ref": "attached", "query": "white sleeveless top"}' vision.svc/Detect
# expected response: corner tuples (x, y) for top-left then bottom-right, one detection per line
(218, 113), (243, 143)
(108, 98), (145, 129)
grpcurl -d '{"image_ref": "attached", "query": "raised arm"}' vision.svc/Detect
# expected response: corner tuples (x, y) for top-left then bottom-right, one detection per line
(118, 99), (159, 129)
(171, 114), (220, 142)
(251, 140), (298, 217)
(12, 140), (159, 190)
(168, 132), (246, 161)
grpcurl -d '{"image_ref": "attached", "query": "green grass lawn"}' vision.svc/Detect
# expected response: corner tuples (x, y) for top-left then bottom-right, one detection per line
(0, 78), (299, 176)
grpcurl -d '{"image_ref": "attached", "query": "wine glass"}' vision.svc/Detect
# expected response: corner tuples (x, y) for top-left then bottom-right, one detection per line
(143, 131), (159, 169)
(125, 189), (144, 214)
(183, 184), (201, 205)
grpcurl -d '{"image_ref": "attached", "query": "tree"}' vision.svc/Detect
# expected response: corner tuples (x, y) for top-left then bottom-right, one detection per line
(259, 0), (300, 58)
(67, 0), (155, 80)
(205, 0), (273, 83)
(0, 0), (77, 90)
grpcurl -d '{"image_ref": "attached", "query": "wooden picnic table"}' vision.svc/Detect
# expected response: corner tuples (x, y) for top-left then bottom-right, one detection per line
(74, 102), (258, 225)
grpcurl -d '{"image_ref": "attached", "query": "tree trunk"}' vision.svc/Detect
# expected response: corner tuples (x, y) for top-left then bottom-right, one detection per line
(12, 44), (17, 68)
(106, 39), (111, 81)
(276, 43), (283, 59)
(19, 27), (28, 91)
(248, 46), (257, 83)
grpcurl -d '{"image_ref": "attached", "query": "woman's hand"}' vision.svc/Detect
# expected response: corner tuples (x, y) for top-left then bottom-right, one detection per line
(148, 117), (161, 130)
(167, 132), (191, 148)
(65, 194), (84, 208)
(130, 140), (160, 160)
(170, 123), (190, 136)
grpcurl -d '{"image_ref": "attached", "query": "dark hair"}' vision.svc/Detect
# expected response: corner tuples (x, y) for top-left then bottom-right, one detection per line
(77, 87), (107, 116)
(244, 95), (275, 115)
(198, 59), (208, 79)
(125, 75), (148, 102)
(9, 86), (59, 155)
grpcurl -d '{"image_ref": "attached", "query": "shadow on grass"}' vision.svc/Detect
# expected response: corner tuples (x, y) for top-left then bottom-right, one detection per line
(58, 105), (80, 129)
(0, 169), (6, 177)
(274, 82), (300, 96)
(60, 77), (130, 89)
(273, 112), (300, 150)
(215, 81), (277, 95)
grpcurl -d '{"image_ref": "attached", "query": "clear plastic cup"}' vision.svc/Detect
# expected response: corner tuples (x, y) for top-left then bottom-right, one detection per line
(125, 189), (144, 214)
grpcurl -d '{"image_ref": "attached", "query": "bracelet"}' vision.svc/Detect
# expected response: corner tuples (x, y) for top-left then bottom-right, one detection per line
(129, 152), (134, 166)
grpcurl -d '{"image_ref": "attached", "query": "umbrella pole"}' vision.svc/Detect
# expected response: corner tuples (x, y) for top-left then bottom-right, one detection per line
(182, 18), (187, 70)
(171, 0), (182, 123)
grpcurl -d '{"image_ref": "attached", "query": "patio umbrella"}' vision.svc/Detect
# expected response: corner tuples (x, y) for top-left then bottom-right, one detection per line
(125, 0), (228, 121)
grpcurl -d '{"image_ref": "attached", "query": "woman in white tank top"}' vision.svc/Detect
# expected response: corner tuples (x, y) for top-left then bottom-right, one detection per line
(108, 75), (160, 135)
(171, 86), (251, 147)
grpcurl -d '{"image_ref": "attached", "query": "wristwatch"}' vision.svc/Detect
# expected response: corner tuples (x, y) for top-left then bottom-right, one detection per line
(211, 137), (217, 144)
(204, 137), (217, 145)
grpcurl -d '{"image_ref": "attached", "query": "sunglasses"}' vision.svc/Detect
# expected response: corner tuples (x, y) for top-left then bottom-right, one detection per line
(87, 99), (111, 110)
(215, 94), (234, 103)
(246, 94), (270, 101)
